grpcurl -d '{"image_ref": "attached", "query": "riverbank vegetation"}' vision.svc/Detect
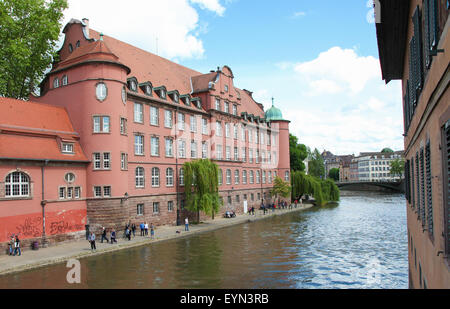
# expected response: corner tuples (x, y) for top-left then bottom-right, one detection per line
(290, 171), (340, 206)
(183, 159), (222, 222)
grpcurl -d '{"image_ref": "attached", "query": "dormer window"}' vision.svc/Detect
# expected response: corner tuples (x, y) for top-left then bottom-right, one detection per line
(139, 82), (153, 96)
(68, 44), (73, 53)
(62, 142), (74, 154)
(224, 85), (229, 92)
(127, 77), (138, 92)
(155, 86), (167, 100)
(191, 97), (201, 109)
(145, 85), (151, 95)
(76, 40), (80, 48)
(53, 78), (60, 88)
(180, 94), (190, 106)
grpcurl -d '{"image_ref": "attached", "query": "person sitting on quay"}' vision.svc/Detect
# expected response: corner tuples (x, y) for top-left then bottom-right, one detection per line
(101, 227), (109, 243)
(110, 229), (117, 244)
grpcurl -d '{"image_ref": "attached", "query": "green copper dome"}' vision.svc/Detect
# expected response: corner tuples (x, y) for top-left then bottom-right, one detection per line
(265, 98), (284, 121)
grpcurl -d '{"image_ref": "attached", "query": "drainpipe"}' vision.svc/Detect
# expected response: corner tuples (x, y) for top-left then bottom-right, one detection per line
(40, 159), (49, 247)
(175, 106), (180, 226)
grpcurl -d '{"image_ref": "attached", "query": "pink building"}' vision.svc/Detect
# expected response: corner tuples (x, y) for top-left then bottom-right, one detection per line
(0, 18), (291, 250)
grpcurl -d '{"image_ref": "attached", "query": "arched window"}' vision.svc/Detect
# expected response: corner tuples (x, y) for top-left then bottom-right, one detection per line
(166, 168), (174, 186)
(151, 167), (160, 187)
(242, 170), (247, 184)
(218, 169), (223, 185)
(256, 170), (260, 184)
(179, 168), (184, 186)
(135, 167), (145, 188)
(226, 169), (231, 184)
(5, 171), (30, 197)
(250, 170), (254, 184)
(234, 170), (240, 184)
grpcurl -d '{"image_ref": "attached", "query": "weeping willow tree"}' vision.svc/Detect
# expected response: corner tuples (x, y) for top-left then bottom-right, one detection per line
(291, 170), (340, 206)
(270, 176), (291, 204)
(183, 159), (222, 223)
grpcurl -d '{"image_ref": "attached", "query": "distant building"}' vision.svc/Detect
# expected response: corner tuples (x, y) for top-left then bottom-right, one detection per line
(355, 150), (404, 182)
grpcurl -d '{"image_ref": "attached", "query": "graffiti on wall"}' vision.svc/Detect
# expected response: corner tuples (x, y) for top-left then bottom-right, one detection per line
(7, 216), (42, 238)
(49, 221), (84, 235)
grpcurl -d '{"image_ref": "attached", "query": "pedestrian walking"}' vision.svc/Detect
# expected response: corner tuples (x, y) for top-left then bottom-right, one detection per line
(8, 235), (14, 256)
(131, 223), (136, 237)
(110, 229), (117, 244)
(88, 232), (96, 251)
(185, 217), (189, 231)
(144, 222), (149, 236)
(150, 223), (155, 239)
(13, 235), (21, 256)
(101, 227), (109, 243)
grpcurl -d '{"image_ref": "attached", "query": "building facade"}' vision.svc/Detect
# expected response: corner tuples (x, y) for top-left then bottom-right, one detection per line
(0, 18), (291, 249)
(376, 0), (449, 288)
(355, 150), (404, 182)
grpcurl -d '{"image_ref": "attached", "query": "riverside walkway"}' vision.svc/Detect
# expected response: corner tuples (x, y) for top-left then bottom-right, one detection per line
(0, 203), (313, 276)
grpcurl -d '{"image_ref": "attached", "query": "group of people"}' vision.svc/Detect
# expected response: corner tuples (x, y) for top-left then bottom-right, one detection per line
(138, 222), (155, 239)
(7, 234), (21, 256)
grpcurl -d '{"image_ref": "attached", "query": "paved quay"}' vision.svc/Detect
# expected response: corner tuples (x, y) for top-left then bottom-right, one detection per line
(0, 203), (313, 276)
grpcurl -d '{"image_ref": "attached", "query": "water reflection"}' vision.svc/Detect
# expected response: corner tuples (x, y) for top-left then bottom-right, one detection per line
(0, 192), (407, 289)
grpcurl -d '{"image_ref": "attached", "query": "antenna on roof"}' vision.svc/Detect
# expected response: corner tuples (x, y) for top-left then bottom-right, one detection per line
(271, 97), (274, 107)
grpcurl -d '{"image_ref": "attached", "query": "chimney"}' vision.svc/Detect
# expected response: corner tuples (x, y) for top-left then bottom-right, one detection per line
(82, 18), (89, 38)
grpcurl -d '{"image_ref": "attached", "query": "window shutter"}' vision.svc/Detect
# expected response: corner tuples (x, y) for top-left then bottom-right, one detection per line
(423, 0), (432, 68)
(411, 157), (415, 209)
(420, 147), (426, 227)
(416, 151), (421, 219)
(429, 0), (439, 51)
(405, 159), (411, 203)
(443, 120), (450, 255)
(409, 41), (417, 106)
(425, 140), (433, 236)
(412, 7), (424, 94)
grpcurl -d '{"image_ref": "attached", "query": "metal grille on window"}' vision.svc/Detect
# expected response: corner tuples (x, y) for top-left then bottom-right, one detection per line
(425, 140), (433, 236)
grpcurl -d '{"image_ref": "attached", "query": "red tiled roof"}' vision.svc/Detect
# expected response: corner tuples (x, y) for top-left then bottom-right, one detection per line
(0, 98), (88, 162)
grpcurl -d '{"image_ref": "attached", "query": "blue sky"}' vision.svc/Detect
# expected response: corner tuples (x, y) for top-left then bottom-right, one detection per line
(63, 0), (403, 156)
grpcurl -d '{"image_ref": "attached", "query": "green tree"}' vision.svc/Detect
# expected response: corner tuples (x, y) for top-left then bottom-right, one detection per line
(291, 171), (339, 206)
(270, 176), (291, 204)
(289, 134), (308, 172)
(0, 0), (68, 99)
(183, 159), (222, 223)
(308, 148), (325, 178)
(328, 168), (340, 181)
(389, 158), (405, 179)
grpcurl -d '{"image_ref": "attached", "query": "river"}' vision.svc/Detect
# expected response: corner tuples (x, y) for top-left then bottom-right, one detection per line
(0, 191), (408, 289)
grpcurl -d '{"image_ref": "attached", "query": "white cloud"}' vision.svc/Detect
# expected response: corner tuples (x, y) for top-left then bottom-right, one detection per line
(62, 0), (226, 60)
(292, 11), (306, 19)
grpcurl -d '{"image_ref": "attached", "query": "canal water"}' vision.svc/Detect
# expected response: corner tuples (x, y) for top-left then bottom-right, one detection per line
(0, 192), (408, 289)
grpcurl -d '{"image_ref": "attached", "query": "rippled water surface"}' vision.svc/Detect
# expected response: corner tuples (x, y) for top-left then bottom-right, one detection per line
(0, 192), (408, 289)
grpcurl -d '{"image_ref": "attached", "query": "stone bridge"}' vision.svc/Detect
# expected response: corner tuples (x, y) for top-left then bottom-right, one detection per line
(336, 180), (405, 193)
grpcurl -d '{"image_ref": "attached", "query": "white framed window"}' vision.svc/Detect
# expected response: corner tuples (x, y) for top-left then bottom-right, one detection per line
(225, 123), (230, 137)
(165, 138), (173, 157)
(62, 75), (68, 86)
(150, 106), (159, 126)
(190, 115), (197, 132)
(64, 172), (75, 183)
(224, 102), (229, 113)
(179, 168), (184, 186)
(262, 171), (266, 183)
(151, 136), (160, 156)
(241, 125), (245, 141)
(93, 153), (101, 169)
(93, 116), (110, 133)
(96, 82), (107, 101)
(248, 129), (252, 143)
(215, 98), (220, 110)
(165, 110), (173, 128)
(135, 167), (145, 188)
(178, 113), (185, 130)
(202, 142), (208, 159)
(134, 134), (144, 155)
(120, 117), (127, 135)
(250, 171), (254, 184)
(191, 140), (197, 158)
(59, 187), (66, 199)
(256, 170), (260, 184)
(103, 153), (110, 169)
(53, 78), (60, 88)
(226, 146), (231, 160)
(152, 167), (160, 187)
(242, 147), (246, 162)
(216, 121), (222, 136)
(103, 186), (111, 197)
(256, 150), (260, 163)
(202, 118), (208, 135)
(249, 149), (253, 163)
(234, 170), (240, 184)
(121, 153), (128, 170)
(233, 124), (238, 139)
(5, 172), (30, 197)
(122, 86), (127, 104)
(168, 201), (174, 212)
(178, 139), (186, 158)
(234, 147), (239, 161)
(134, 103), (143, 123)
(166, 168), (174, 186)
(216, 145), (222, 160)
(74, 187), (81, 199)
(224, 85), (229, 92)
(285, 171), (289, 181)
(94, 186), (102, 197)
(62, 143), (74, 153)
(137, 204), (144, 215)
(153, 202), (160, 213)
(242, 170), (247, 184)
(226, 169), (231, 184)
(218, 169), (223, 185)
(232, 105), (237, 116)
